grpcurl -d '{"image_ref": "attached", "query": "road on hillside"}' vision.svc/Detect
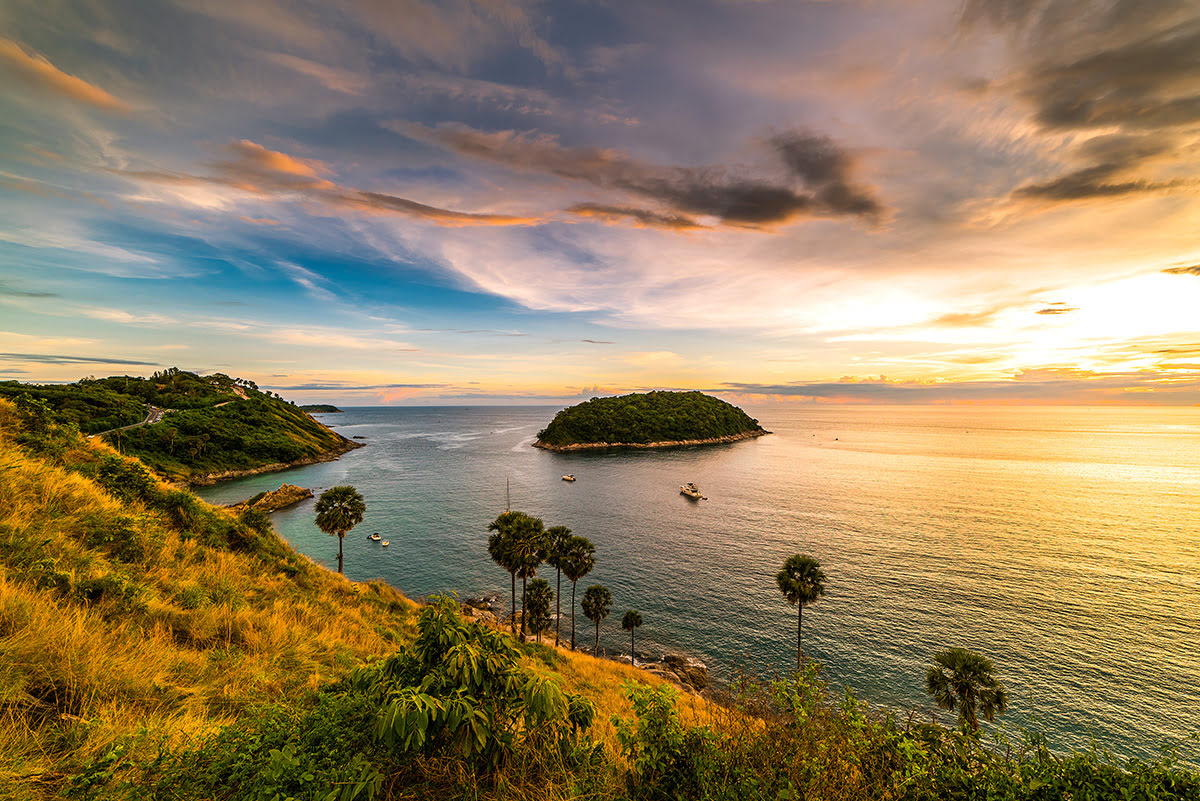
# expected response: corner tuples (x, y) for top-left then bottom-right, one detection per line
(89, 405), (165, 439)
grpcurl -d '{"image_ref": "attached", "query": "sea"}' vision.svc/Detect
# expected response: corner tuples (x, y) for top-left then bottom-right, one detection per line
(194, 404), (1200, 763)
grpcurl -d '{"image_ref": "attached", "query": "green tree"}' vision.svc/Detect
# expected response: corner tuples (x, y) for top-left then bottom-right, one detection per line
(487, 510), (524, 635)
(545, 525), (572, 645)
(622, 609), (643, 666)
(581, 584), (612, 657)
(925, 647), (1008, 732)
(560, 536), (595, 650)
(511, 515), (547, 641)
(314, 485), (365, 574)
(525, 578), (553, 643)
(776, 554), (826, 673)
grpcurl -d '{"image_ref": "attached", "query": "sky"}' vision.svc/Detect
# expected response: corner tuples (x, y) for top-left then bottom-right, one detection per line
(1, 0), (1199, 405)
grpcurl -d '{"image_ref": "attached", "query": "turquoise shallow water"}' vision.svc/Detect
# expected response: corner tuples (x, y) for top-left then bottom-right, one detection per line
(195, 404), (1200, 762)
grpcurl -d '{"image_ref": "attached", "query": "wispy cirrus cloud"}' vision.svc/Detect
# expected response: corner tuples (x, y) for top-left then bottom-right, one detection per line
(115, 139), (544, 227)
(0, 352), (158, 366)
(0, 38), (131, 113)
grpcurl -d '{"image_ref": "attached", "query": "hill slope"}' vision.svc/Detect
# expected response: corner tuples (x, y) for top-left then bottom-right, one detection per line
(535, 390), (767, 450)
(0, 368), (358, 482)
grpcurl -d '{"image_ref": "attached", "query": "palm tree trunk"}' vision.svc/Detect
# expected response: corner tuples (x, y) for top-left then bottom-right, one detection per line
(338, 532), (344, 574)
(570, 581), (577, 650)
(520, 576), (528, 641)
(797, 603), (803, 674)
(555, 568), (562, 645)
(594, 621), (600, 657)
(510, 572), (517, 635)
(630, 628), (635, 667)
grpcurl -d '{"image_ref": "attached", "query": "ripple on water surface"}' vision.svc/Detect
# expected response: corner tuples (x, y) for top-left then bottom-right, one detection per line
(196, 405), (1200, 763)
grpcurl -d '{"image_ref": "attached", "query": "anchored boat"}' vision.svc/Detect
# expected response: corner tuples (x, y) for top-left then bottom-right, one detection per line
(680, 482), (706, 500)
(562, 474), (576, 482)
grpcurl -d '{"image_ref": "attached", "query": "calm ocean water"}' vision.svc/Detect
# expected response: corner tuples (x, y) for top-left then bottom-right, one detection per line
(195, 405), (1200, 761)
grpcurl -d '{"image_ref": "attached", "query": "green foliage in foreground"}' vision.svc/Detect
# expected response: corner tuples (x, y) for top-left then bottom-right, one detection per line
(134, 597), (601, 800)
(2, 367), (350, 480)
(536, 391), (765, 447)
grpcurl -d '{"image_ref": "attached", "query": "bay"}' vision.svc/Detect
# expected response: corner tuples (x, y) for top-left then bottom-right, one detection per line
(195, 404), (1200, 762)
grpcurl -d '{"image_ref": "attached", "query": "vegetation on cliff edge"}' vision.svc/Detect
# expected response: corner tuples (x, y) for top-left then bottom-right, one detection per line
(536, 391), (765, 447)
(0, 368), (352, 481)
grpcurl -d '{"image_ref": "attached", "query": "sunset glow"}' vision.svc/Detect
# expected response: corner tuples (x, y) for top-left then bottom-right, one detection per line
(2, 1), (1199, 404)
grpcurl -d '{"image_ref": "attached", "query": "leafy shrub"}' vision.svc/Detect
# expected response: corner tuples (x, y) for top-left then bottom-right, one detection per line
(362, 595), (597, 770)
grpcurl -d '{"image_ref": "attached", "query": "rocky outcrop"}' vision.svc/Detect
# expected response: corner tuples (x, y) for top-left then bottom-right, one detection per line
(226, 483), (314, 513)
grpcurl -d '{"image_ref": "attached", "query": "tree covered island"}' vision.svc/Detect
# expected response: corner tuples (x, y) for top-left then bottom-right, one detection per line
(534, 390), (768, 451)
(300, 404), (343, 413)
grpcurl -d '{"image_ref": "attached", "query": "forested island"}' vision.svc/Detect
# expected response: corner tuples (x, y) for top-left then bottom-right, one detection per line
(0, 368), (359, 483)
(300, 404), (343, 413)
(535, 390), (768, 451)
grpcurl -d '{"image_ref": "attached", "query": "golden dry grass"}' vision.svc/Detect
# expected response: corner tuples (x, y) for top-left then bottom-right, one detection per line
(0, 399), (729, 799)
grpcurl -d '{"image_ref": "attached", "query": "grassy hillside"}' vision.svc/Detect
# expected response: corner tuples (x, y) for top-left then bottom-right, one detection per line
(536, 391), (766, 449)
(1, 399), (1195, 800)
(0, 369), (354, 481)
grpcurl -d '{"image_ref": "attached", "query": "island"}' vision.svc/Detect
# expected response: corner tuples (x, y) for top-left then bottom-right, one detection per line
(534, 390), (769, 451)
(300, 404), (343, 413)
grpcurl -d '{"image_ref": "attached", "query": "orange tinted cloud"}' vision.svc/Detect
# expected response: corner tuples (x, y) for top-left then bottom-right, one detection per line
(0, 38), (130, 113)
(225, 139), (328, 179)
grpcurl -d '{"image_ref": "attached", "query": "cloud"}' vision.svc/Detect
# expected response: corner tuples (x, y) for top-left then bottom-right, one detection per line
(567, 203), (706, 230)
(0, 352), (158, 366)
(1035, 302), (1077, 315)
(581, 339), (614, 344)
(930, 308), (1004, 327)
(269, 382), (446, 391)
(0, 282), (57, 298)
(962, 3), (1200, 208)
(264, 52), (368, 95)
(719, 365), (1200, 404)
(116, 139), (543, 227)
(1163, 263), (1200, 276)
(0, 38), (131, 113)
(401, 123), (883, 229)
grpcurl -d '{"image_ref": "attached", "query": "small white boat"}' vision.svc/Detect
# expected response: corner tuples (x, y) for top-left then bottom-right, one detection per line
(382, 540), (390, 547)
(369, 533), (381, 542)
(562, 474), (576, 482)
(680, 482), (706, 500)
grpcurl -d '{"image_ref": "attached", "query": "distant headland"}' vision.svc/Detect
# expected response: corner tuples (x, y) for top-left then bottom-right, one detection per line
(534, 390), (768, 452)
(300, 404), (343, 413)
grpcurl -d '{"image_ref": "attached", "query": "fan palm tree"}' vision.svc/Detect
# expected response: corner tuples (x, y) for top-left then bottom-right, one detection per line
(525, 578), (553, 643)
(509, 515), (547, 641)
(314, 485), (365, 574)
(545, 525), (572, 645)
(560, 536), (595, 650)
(925, 647), (1008, 732)
(776, 554), (826, 673)
(581, 584), (612, 657)
(621, 610), (643, 666)
(487, 510), (528, 635)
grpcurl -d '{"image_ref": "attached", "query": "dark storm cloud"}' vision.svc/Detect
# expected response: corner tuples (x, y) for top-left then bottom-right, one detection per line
(401, 123), (883, 229)
(962, 1), (1200, 207)
(1163, 264), (1200, 276)
(0, 353), (158, 365)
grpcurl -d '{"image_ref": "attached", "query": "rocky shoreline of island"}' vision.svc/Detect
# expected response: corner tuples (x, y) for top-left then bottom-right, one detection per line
(186, 436), (364, 486)
(533, 428), (769, 452)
